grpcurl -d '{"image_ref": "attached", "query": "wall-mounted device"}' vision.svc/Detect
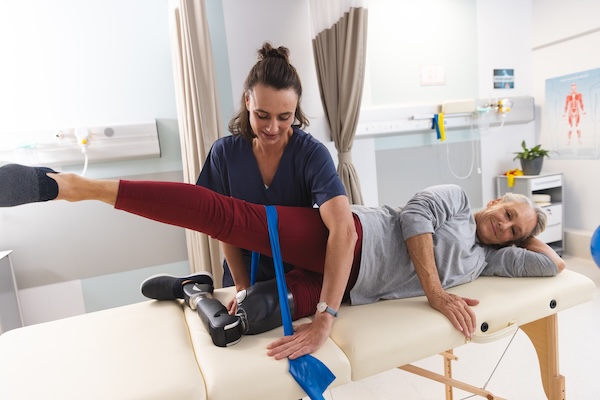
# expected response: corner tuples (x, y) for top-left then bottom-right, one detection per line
(1, 121), (161, 168)
(73, 127), (91, 151)
(441, 99), (476, 114)
(355, 96), (533, 137)
(496, 98), (513, 114)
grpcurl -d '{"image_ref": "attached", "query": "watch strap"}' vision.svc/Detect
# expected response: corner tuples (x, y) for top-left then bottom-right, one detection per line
(317, 301), (338, 317)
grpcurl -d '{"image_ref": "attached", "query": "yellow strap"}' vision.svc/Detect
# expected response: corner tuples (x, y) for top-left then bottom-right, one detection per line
(438, 113), (446, 141)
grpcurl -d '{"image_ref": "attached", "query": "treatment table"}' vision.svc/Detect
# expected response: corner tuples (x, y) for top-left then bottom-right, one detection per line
(0, 269), (595, 400)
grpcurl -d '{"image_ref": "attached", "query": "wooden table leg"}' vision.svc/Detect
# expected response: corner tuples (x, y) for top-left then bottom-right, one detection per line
(442, 350), (457, 400)
(520, 314), (566, 400)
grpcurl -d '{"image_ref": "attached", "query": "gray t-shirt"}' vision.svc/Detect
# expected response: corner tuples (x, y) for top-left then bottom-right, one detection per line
(349, 184), (558, 305)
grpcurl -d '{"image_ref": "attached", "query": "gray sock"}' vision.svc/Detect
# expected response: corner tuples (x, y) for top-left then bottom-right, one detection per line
(0, 164), (59, 207)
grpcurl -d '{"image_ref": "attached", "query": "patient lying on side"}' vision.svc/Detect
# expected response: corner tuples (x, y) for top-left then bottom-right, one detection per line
(0, 164), (565, 360)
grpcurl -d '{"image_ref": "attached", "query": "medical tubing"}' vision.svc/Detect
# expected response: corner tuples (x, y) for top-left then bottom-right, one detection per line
(446, 140), (475, 180)
(80, 151), (89, 177)
(446, 118), (477, 180)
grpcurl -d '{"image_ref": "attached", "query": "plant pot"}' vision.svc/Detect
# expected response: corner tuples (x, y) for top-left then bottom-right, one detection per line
(520, 157), (544, 175)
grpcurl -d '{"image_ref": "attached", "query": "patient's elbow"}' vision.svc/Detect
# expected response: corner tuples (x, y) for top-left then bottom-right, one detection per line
(555, 258), (566, 274)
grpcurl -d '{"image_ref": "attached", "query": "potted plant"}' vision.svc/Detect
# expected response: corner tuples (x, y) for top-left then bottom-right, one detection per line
(513, 140), (551, 175)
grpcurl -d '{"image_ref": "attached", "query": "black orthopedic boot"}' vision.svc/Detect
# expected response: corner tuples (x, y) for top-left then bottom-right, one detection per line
(235, 278), (294, 335)
(182, 282), (243, 347)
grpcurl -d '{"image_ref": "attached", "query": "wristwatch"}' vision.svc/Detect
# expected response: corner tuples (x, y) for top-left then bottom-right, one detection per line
(316, 301), (338, 317)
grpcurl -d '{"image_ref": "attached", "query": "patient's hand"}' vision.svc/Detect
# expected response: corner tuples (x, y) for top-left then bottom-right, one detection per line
(266, 313), (333, 360)
(428, 289), (479, 338)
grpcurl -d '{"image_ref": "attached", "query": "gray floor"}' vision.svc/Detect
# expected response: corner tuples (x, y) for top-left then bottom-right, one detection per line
(311, 256), (600, 400)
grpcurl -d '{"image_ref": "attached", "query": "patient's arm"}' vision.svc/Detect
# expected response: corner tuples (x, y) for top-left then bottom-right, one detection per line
(519, 236), (566, 273)
(406, 233), (479, 338)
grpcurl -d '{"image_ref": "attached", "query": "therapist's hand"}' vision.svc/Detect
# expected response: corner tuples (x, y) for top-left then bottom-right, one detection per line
(428, 289), (479, 339)
(226, 296), (238, 315)
(266, 312), (333, 360)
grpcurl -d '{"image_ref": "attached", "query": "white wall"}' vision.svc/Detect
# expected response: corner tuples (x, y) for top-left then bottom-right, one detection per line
(216, 0), (483, 208)
(221, 0), (331, 143)
(366, 0), (477, 106)
(476, 0), (536, 203)
(0, 1), (175, 140)
(214, 0), (383, 206)
(0, 0), (188, 321)
(0, 0), (186, 283)
(531, 0), (600, 234)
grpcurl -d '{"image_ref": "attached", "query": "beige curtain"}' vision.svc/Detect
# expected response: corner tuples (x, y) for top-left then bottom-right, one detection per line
(310, 0), (368, 205)
(169, 0), (224, 285)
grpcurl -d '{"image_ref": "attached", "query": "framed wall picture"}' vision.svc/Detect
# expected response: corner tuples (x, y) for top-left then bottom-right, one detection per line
(493, 69), (514, 89)
(545, 68), (600, 159)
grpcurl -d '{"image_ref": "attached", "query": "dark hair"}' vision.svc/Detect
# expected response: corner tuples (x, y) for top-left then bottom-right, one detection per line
(228, 42), (309, 141)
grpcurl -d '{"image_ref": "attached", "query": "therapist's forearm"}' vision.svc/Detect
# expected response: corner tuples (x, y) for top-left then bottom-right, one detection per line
(320, 229), (356, 311)
(318, 196), (357, 314)
(221, 243), (251, 291)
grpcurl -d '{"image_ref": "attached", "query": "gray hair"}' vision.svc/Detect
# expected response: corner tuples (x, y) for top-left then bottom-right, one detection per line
(500, 192), (547, 238)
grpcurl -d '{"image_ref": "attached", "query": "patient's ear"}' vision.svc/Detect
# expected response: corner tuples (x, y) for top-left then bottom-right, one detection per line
(486, 198), (502, 208)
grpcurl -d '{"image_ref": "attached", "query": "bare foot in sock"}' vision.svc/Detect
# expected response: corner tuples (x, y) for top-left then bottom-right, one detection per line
(0, 164), (59, 207)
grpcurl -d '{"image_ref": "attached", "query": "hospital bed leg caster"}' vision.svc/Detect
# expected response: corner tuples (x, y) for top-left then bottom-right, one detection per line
(183, 283), (243, 347)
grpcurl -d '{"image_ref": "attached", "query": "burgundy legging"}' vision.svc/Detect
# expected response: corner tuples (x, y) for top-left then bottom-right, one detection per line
(115, 180), (363, 318)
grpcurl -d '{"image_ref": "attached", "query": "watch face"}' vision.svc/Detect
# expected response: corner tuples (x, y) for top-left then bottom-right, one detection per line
(317, 302), (326, 312)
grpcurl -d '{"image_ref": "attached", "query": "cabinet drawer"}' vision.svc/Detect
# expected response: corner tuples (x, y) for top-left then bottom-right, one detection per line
(540, 204), (562, 227)
(537, 224), (562, 243)
(530, 175), (562, 191)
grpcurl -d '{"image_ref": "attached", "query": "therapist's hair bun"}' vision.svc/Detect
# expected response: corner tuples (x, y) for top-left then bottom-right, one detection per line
(258, 42), (290, 63)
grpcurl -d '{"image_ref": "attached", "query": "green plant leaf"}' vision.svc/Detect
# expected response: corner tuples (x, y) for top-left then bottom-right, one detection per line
(513, 140), (551, 160)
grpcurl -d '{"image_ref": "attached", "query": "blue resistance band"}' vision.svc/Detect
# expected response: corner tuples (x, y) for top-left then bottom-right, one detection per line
(250, 206), (335, 399)
(250, 251), (260, 286)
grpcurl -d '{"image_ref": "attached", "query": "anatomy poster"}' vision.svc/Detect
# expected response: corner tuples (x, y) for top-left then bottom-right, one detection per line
(545, 68), (600, 159)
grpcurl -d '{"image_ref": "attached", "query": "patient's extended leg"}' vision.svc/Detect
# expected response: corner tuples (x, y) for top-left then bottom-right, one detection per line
(0, 164), (58, 207)
(0, 164), (329, 275)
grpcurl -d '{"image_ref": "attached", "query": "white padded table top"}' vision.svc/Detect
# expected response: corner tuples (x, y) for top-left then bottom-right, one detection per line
(330, 269), (597, 381)
(0, 301), (205, 400)
(0, 270), (594, 400)
(187, 288), (352, 400)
